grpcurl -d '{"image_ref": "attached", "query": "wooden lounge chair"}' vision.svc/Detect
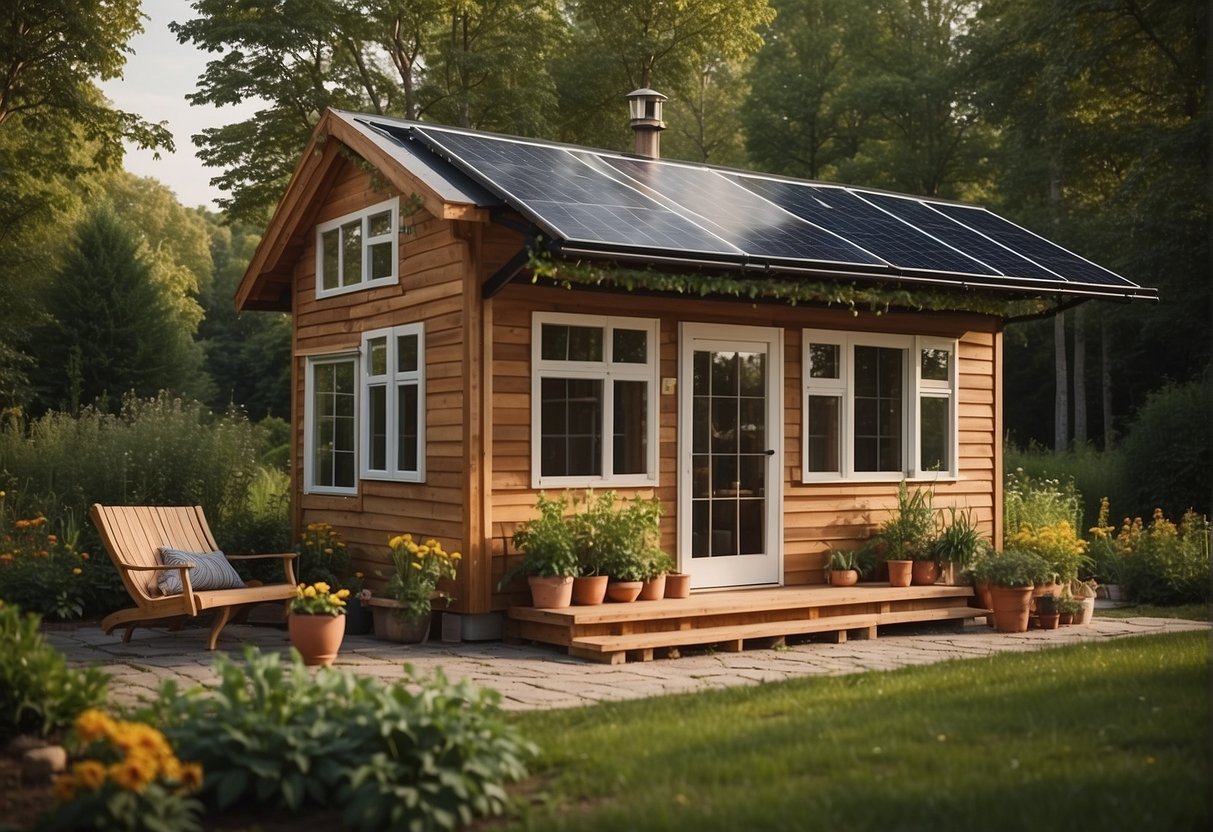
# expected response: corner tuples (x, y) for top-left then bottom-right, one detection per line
(90, 504), (298, 650)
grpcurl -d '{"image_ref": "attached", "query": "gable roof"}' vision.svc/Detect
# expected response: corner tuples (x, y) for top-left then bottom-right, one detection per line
(238, 109), (1156, 311)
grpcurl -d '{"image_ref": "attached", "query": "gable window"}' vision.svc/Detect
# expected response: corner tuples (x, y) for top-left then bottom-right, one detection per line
(802, 330), (956, 482)
(316, 198), (398, 297)
(532, 313), (658, 488)
(361, 323), (425, 482)
(305, 355), (358, 495)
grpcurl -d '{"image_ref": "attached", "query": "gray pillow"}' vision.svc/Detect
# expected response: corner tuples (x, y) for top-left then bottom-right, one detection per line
(157, 548), (246, 595)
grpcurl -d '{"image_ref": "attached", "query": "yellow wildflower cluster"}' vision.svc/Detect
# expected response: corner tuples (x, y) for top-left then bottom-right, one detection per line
(1007, 520), (1088, 583)
(384, 533), (461, 622)
(53, 709), (202, 803)
(290, 581), (350, 615)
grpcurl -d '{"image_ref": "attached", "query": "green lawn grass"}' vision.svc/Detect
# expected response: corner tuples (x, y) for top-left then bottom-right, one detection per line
(506, 631), (1210, 831)
(1098, 603), (1210, 621)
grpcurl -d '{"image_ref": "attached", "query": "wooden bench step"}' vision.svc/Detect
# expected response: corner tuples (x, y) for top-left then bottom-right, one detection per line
(878, 606), (989, 625)
(569, 613), (883, 663)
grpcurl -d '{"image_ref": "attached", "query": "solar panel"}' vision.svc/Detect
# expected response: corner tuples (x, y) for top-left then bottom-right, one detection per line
(390, 120), (1149, 297)
(411, 127), (744, 258)
(858, 192), (1064, 282)
(930, 203), (1126, 286)
(598, 156), (885, 268)
(729, 175), (1000, 278)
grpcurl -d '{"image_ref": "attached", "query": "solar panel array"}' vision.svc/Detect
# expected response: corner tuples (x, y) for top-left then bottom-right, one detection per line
(369, 120), (1146, 296)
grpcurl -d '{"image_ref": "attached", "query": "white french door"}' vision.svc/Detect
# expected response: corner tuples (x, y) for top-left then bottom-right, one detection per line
(678, 324), (783, 589)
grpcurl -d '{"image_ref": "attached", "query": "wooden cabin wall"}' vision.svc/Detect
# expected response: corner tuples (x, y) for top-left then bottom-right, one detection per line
(487, 282), (1002, 608)
(290, 158), (474, 603)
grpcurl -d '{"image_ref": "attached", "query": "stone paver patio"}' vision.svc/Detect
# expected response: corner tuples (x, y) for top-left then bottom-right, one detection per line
(44, 609), (1209, 712)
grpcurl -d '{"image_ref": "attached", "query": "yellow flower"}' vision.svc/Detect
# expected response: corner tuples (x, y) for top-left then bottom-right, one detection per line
(72, 760), (108, 791)
(72, 567), (82, 575)
(335, 588), (350, 599)
(109, 754), (156, 793)
(180, 762), (204, 791)
(410, 562), (422, 570)
(323, 547), (333, 555)
(304, 586), (317, 598)
(314, 581), (330, 594)
(450, 551), (462, 561)
(354, 571), (364, 579)
(75, 709), (116, 744)
(53, 774), (75, 802)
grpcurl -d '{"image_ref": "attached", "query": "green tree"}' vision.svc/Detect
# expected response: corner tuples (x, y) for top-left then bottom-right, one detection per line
(34, 207), (209, 414)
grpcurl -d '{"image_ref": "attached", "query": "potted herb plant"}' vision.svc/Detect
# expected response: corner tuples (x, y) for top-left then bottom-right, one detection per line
(878, 482), (935, 586)
(503, 493), (578, 608)
(638, 550), (676, 600)
(1035, 592), (1060, 629)
(827, 549), (862, 587)
(288, 581), (349, 665)
(973, 548), (1052, 633)
(368, 533), (460, 642)
(932, 506), (985, 586)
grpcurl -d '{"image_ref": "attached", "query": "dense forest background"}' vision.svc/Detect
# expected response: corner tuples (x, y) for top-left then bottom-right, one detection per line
(0, 1), (1207, 480)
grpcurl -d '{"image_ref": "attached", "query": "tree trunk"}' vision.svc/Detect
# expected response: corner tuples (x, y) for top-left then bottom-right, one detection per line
(1101, 313), (1115, 450)
(1054, 311), (1068, 453)
(1073, 304), (1087, 447)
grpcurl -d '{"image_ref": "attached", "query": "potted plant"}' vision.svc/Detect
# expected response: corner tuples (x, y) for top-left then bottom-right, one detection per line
(878, 482), (935, 586)
(368, 533), (460, 642)
(827, 549), (862, 587)
(638, 550), (676, 600)
(932, 506), (985, 586)
(1035, 592), (1060, 629)
(503, 492), (578, 608)
(1057, 596), (1083, 626)
(664, 569), (691, 599)
(569, 492), (609, 605)
(974, 548), (1052, 633)
(288, 581), (349, 665)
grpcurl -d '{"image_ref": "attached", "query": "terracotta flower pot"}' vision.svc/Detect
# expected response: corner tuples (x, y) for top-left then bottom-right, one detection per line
(288, 613), (345, 666)
(605, 580), (643, 603)
(911, 561), (939, 585)
(528, 575), (574, 609)
(367, 598), (431, 643)
(664, 572), (691, 599)
(990, 585), (1034, 633)
(572, 575), (608, 605)
(1037, 612), (1060, 630)
(638, 574), (667, 600)
(829, 569), (859, 587)
(886, 560), (913, 588)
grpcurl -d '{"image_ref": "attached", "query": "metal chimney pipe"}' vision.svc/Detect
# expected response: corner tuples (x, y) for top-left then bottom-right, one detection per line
(625, 88), (667, 159)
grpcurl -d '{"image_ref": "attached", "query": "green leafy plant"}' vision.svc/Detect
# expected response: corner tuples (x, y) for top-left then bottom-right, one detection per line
(1006, 520), (1089, 584)
(571, 491), (664, 582)
(296, 522), (350, 586)
(1004, 467), (1083, 536)
(971, 549), (1053, 588)
(504, 492), (579, 583)
(142, 647), (533, 831)
(827, 549), (861, 573)
(383, 533), (460, 622)
(878, 481), (936, 561)
(0, 601), (109, 741)
(932, 506), (985, 568)
(1115, 508), (1210, 605)
(289, 581), (350, 616)
(39, 708), (204, 832)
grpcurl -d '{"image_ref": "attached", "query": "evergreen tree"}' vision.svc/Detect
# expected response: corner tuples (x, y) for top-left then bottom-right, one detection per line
(35, 207), (208, 413)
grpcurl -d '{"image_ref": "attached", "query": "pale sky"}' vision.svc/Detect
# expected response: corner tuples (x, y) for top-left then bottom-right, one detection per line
(99, 0), (262, 211)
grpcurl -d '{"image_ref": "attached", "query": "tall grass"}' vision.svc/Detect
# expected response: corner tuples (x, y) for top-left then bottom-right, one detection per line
(1004, 442), (1128, 532)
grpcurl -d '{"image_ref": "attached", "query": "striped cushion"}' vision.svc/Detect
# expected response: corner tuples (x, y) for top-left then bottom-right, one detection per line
(157, 548), (246, 595)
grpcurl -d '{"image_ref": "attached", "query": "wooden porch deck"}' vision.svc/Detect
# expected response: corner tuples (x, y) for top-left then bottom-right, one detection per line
(506, 583), (987, 664)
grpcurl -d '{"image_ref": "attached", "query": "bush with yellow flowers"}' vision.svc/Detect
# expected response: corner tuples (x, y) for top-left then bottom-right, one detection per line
(288, 581), (350, 616)
(39, 708), (204, 832)
(1006, 520), (1089, 584)
(383, 534), (461, 623)
(1103, 505), (1211, 605)
(296, 522), (350, 587)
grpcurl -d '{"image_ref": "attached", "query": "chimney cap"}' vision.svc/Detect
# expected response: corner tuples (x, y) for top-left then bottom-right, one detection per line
(625, 88), (667, 127)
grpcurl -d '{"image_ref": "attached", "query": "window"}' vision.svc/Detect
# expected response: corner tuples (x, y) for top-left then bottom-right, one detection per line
(532, 313), (659, 487)
(315, 198), (398, 297)
(305, 356), (358, 494)
(802, 330), (957, 482)
(361, 323), (424, 482)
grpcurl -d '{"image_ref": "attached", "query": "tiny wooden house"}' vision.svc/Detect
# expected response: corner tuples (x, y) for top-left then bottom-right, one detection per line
(237, 105), (1154, 639)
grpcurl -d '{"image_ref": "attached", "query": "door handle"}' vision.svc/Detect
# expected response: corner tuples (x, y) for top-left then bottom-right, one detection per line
(764, 449), (775, 456)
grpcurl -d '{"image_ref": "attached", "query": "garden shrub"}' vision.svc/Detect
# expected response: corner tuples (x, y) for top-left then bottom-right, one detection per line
(0, 602), (109, 740)
(1119, 379), (1211, 520)
(142, 646), (533, 831)
(1004, 442), (1128, 533)
(1004, 467), (1084, 535)
(1113, 508), (1210, 605)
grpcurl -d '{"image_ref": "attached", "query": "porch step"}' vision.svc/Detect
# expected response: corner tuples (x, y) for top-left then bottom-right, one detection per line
(569, 613), (882, 664)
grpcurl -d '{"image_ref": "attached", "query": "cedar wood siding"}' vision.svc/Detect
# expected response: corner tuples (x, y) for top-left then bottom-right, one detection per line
(292, 157), (479, 609)
(487, 282), (1003, 610)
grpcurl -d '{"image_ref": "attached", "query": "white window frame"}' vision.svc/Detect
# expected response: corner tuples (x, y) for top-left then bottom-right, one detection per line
(304, 353), (359, 496)
(531, 312), (660, 489)
(361, 323), (425, 483)
(315, 198), (398, 298)
(802, 330), (958, 483)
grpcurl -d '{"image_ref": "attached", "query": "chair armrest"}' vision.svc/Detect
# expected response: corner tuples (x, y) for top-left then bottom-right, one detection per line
(119, 563), (195, 572)
(225, 552), (298, 561)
